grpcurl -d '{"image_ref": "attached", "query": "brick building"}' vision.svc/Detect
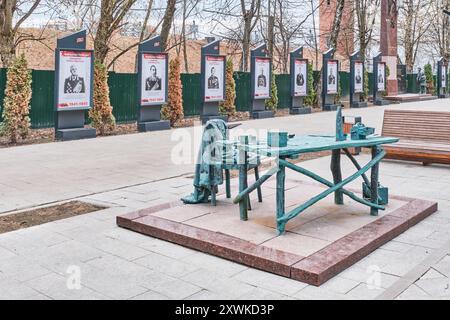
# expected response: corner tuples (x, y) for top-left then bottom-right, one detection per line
(319, 0), (355, 58)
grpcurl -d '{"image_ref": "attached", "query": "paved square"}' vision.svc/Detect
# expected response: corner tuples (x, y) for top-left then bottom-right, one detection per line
(1, 100), (450, 299)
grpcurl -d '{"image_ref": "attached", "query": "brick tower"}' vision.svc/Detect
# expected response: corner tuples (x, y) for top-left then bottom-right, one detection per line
(380, 0), (398, 95)
(319, 0), (355, 57)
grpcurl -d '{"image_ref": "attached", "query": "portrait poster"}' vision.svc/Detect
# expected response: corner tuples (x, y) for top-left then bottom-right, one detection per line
(57, 50), (92, 110)
(442, 65), (447, 88)
(327, 60), (338, 94)
(377, 62), (386, 91)
(140, 53), (167, 106)
(354, 61), (364, 93)
(254, 57), (271, 99)
(204, 55), (225, 102)
(294, 59), (308, 97)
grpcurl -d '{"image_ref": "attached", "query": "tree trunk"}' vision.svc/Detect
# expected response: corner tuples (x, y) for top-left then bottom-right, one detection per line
(0, 32), (14, 67)
(0, 0), (15, 67)
(329, 0), (345, 50)
(182, 0), (189, 73)
(403, 1), (414, 72)
(94, 1), (114, 63)
(242, 10), (252, 72)
(267, 15), (275, 58)
(160, 0), (176, 51)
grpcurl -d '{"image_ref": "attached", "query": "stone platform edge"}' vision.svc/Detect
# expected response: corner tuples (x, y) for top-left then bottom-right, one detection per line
(117, 196), (438, 286)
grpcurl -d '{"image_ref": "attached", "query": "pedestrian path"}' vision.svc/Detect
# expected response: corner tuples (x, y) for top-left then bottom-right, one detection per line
(0, 99), (449, 299)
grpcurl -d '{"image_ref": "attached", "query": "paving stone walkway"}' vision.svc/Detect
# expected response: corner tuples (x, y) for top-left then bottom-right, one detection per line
(0, 99), (449, 300)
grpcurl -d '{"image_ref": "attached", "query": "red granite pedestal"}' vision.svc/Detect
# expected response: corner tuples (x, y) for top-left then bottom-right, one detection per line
(117, 178), (437, 286)
(384, 93), (438, 103)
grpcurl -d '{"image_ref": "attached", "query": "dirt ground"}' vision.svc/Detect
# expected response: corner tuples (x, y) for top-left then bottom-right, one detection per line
(0, 201), (105, 235)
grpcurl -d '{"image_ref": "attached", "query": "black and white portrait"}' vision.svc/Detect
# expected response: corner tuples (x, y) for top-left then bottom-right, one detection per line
(145, 65), (162, 91)
(294, 59), (307, 96)
(442, 66), (447, 86)
(328, 67), (336, 85)
(296, 68), (305, 87)
(254, 57), (271, 99)
(140, 53), (167, 106)
(257, 68), (267, 88)
(57, 50), (92, 111)
(64, 65), (86, 94)
(377, 63), (386, 91)
(326, 60), (338, 94)
(355, 70), (362, 85)
(354, 62), (364, 93)
(378, 71), (384, 84)
(204, 55), (225, 102)
(207, 67), (220, 89)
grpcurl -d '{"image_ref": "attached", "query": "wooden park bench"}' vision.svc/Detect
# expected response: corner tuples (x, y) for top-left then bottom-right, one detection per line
(382, 110), (450, 165)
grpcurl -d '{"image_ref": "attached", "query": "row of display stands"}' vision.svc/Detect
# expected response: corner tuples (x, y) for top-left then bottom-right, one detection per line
(53, 30), (450, 141)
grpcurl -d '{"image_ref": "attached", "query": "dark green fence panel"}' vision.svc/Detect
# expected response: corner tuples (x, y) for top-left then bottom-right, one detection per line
(234, 72), (251, 112)
(339, 72), (350, 98)
(406, 74), (419, 93)
(276, 74), (290, 109)
(30, 70), (54, 128)
(368, 72), (374, 94)
(0, 68), (6, 122)
(109, 72), (137, 123)
(0, 68), (55, 128)
(181, 73), (202, 116)
(407, 74), (439, 94)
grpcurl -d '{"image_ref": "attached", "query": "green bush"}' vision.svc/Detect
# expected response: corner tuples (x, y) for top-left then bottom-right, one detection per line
(1, 54), (32, 143)
(424, 63), (434, 94)
(304, 63), (317, 107)
(265, 68), (278, 111)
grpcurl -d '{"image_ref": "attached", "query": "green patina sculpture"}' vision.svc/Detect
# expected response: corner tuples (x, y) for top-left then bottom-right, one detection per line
(181, 119), (227, 205)
(351, 123), (375, 140)
(417, 67), (427, 94)
(181, 110), (399, 235)
(233, 109), (399, 234)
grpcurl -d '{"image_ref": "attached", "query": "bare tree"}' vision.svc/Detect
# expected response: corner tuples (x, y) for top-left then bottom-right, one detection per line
(94, 0), (137, 63)
(181, 0), (200, 72)
(354, 0), (380, 62)
(398, 0), (433, 72)
(160, 0), (177, 51)
(423, 0), (449, 61)
(328, 0), (345, 50)
(47, 0), (97, 31)
(0, 0), (42, 67)
(271, 0), (320, 73)
(205, 0), (261, 71)
(241, 0), (261, 70)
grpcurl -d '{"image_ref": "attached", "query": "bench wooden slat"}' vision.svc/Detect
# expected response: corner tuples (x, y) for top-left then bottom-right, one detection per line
(382, 110), (450, 165)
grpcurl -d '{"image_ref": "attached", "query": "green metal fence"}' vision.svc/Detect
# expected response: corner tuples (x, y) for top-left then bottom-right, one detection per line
(109, 72), (137, 123)
(1, 67), (415, 129)
(29, 70), (55, 128)
(276, 74), (290, 109)
(234, 72), (251, 112)
(406, 74), (439, 94)
(181, 73), (202, 117)
(0, 68), (6, 123)
(339, 72), (350, 98)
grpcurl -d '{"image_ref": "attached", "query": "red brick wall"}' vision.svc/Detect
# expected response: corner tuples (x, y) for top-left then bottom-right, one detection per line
(319, 0), (354, 57)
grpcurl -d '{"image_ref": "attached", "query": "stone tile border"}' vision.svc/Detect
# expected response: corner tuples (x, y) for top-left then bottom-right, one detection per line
(117, 196), (437, 286)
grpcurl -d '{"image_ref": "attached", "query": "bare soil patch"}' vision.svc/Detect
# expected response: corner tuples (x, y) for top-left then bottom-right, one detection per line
(0, 201), (106, 235)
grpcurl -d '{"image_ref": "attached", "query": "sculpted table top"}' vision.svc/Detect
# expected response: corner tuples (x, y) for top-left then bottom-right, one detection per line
(233, 133), (399, 234)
